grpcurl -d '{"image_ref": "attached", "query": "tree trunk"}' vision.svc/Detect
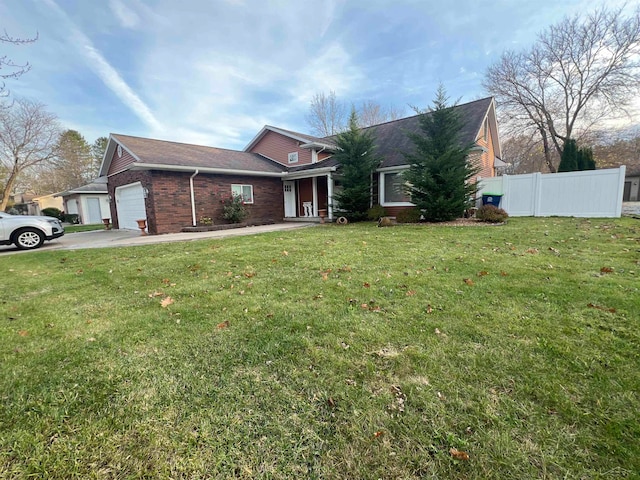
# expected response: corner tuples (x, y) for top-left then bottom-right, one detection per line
(0, 169), (18, 212)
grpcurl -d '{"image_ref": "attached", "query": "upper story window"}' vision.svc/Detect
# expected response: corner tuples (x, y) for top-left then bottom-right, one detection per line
(288, 152), (299, 164)
(483, 118), (489, 141)
(231, 184), (254, 204)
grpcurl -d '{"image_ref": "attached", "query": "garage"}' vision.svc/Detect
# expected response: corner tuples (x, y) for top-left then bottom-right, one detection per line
(115, 182), (147, 230)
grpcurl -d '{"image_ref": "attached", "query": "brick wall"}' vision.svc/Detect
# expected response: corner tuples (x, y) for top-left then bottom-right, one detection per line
(108, 170), (284, 234)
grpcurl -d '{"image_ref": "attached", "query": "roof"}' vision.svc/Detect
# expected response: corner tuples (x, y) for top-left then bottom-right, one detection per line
(323, 97), (495, 168)
(244, 125), (334, 152)
(100, 134), (287, 177)
(56, 177), (108, 197)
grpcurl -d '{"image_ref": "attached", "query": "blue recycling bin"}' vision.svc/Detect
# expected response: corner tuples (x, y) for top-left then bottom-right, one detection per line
(482, 193), (503, 207)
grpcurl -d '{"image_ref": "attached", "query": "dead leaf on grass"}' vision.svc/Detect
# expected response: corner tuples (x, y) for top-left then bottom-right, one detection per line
(449, 448), (470, 461)
(406, 290), (416, 296)
(149, 291), (164, 298)
(217, 320), (230, 329)
(477, 271), (489, 277)
(500, 271), (509, 276)
(160, 296), (174, 308)
(600, 266), (614, 274)
(463, 278), (474, 286)
(549, 247), (560, 254)
(363, 282), (370, 288)
(587, 303), (616, 313)
(373, 430), (384, 438)
(282, 250), (289, 256)
(526, 248), (539, 254)
(17, 330), (28, 337)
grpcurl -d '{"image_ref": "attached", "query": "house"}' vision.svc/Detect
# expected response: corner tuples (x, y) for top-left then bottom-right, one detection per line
(623, 165), (640, 202)
(56, 177), (111, 224)
(100, 97), (502, 234)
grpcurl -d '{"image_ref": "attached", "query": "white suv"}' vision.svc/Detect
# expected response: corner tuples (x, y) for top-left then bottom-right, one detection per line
(0, 212), (65, 250)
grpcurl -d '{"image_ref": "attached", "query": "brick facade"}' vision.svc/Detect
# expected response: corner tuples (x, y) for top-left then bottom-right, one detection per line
(108, 170), (284, 234)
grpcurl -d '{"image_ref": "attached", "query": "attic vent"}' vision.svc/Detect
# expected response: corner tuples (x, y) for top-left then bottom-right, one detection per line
(288, 152), (299, 164)
(117, 144), (123, 158)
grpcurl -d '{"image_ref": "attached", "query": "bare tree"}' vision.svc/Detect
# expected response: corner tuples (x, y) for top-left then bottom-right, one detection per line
(306, 91), (405, 136)
(484, 6), (640, 172)
(358, 101), (404, 127)
(0, 98), (60, 211)
(306, 91), (347, 137)
(1, 30), (38, 97)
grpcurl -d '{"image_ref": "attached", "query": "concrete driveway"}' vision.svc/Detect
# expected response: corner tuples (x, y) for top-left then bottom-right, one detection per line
(0, 222), (315, 255)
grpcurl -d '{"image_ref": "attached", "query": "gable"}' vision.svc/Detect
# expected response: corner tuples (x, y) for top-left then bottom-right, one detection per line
(247, 130), (313, 166)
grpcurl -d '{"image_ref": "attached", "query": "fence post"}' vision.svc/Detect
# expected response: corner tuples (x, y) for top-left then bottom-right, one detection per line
(615, 165), (626, 217)
(533, 172), (542, 216)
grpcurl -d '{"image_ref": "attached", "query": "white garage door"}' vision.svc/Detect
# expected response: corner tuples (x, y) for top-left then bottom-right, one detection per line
(115, 182), (147, 230)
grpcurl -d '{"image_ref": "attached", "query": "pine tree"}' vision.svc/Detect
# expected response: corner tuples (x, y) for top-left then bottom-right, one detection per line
(403, 86), (478, 222)
(558, 139), (579, 172)
(577, 146), (596, 170)
(332, 109), (380, 221)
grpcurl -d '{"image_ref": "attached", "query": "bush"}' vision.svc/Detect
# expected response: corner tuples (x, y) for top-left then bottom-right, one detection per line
(221, 195), (248, 223)
(476, 205), (508, 223)
(41, 207), (63, 219)
(62, 213), (80, 224)
(367, 204), (387, 221)
(396, 208), (422, 223)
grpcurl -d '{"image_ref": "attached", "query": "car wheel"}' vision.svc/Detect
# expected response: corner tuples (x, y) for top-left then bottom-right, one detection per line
(13, 228), (45, 250)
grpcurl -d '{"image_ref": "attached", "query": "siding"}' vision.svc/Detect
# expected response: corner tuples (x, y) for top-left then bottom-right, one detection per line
(108, 146), (137, 175)
(249, 130), (313, 166)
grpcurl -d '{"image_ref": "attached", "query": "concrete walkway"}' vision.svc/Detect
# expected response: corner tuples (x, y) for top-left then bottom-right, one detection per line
(0, 222), (315, 254)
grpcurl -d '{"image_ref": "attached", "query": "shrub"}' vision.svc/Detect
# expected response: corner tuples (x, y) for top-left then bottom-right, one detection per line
(199, 216), (213, 226)
(476, 204), (508, 223)
(396, 207), (421, 223)
(221, 195), (248, 223)
(367, 204), (387, 221)
(62, 214), (80, 224)
(41, 207), (63, 219)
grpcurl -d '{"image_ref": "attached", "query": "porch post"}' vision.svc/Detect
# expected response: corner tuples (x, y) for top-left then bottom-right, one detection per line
(312, 177), (318, 217)
(327, 173), (334, 220)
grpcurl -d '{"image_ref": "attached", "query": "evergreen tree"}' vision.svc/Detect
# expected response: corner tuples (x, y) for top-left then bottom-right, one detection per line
(577, 146), (596, 170)
(333, 109), (380, 221)
(91, 136), (109, 173)
(558, 138), (579, 172)
(403, 86), (478, 222)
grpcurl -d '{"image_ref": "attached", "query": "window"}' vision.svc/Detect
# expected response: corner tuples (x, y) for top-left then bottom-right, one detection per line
(483, 118), (489, 141)
(288, 152), (299, 164)
(380, 171), (412, 205)
(231, 184), (254, 204)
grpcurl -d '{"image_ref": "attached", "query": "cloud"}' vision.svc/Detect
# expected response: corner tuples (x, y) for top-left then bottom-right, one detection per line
(42, 0), (163, 132)
(109, 0), (140, 29)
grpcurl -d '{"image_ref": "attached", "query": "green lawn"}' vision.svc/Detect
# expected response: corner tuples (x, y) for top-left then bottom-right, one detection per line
(63, 223), (106, 233)
(1, 217), (638, 479)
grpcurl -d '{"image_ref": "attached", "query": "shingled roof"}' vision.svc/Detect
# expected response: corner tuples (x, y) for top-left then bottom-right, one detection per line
(324, 97), (494, 168)
(103, 134), (286, 176)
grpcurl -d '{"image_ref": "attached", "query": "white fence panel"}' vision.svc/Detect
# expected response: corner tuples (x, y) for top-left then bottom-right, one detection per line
(477, 166), (626, 218)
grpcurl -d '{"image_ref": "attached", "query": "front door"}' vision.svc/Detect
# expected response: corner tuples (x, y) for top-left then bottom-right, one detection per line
(283, 181), (296, 217)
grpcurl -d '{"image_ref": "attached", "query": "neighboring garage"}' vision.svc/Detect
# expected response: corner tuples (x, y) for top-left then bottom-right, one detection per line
(115, 182), (147, 230)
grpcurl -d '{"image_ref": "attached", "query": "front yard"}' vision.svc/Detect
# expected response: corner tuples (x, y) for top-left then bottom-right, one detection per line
(1, 218), (638, 479)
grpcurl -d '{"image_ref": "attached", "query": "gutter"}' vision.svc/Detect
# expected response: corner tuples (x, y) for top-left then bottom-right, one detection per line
(130, 163), (287, 178)
(190, 170), (199, 226)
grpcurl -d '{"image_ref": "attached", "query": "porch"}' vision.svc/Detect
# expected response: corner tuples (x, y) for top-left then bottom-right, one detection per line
(282, 171), (337, 222)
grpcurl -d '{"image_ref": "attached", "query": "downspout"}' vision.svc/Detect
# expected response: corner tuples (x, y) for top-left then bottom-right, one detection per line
(190, 170), (199, 226)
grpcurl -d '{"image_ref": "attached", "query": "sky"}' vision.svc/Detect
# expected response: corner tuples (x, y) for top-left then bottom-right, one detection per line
(0, 0), (636, 150)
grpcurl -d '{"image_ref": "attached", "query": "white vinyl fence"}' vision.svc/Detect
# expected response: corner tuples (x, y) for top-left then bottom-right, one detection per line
(477, 166), (626, 218)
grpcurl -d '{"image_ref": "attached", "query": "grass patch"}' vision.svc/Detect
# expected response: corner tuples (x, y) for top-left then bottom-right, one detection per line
(64, 224), (106, 233)
(1, 217), (639, 478)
